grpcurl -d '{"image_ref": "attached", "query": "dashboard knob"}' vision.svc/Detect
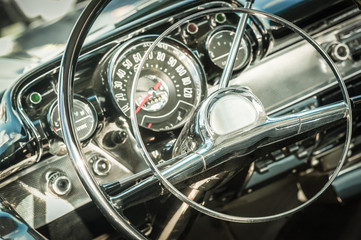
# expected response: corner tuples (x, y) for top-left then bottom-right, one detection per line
(47, 171), (72, 196)
(89, 155), (112, 176)
(102, 130), (127, 148)
(328, 42), (350, 62)
(49, 140), (67, 156)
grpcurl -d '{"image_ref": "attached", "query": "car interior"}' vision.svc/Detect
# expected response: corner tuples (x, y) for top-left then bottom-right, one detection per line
(1, 0), (361, 239)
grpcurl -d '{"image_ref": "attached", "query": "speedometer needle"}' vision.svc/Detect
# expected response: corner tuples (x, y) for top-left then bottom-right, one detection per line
(135, 81), (162, 114)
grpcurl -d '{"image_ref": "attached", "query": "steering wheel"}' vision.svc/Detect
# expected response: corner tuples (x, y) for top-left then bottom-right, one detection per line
(58, 1), (352, 239)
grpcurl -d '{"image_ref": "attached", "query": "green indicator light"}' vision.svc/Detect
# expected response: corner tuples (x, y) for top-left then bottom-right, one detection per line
(215, 13), (226, 24)
(30, 92), (42, 104)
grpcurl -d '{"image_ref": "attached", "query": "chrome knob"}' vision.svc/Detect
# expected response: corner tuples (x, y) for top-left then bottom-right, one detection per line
(49, 140), (67, 156)
(328, 42), (350, 62)
(47, 171), (72, 196)
(89, 155), (111, 176)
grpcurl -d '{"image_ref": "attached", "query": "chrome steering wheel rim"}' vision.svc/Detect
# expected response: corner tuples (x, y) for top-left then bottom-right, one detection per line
(58, 0), (145, 239)
(57, 2), (352, 240)
(130, 7), (353, 223)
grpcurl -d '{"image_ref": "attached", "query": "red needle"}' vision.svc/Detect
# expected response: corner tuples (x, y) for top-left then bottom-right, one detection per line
(135, 81), (162, 114)
(135, 94), (151, 114)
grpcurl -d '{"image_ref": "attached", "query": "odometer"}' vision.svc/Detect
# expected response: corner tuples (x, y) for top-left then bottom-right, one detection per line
(108, 36), (206, 131)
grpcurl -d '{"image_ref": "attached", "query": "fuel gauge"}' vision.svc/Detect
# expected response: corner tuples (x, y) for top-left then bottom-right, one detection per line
(206, 26), (251, 70)
(48, 98), (98, 141)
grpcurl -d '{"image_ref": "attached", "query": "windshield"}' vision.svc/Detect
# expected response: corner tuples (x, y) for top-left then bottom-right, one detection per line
(0, 0), (179, 92)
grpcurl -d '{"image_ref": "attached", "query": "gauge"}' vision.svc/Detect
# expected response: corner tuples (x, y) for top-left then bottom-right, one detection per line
(206, 26), (251, 70)
(49, 98), (98, 141)
(108, 36), (206, 131)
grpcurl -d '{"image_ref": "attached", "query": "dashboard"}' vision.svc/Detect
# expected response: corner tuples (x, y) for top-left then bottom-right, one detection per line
(11, 1), (271, 182)
(1, 0), (361, 239)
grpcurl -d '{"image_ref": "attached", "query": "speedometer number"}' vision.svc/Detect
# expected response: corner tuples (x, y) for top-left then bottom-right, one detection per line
(184, 88), (193, 98)
(133, 53), (142, 63)
(115, 93), (126, 101)
(157, 52), (166, 61)
(113, 81), (124, 89)
(168, 57), (177, 67)
(176, 65), (187, 76)
(122, 59), (133, 69)
(116, 69), (126, 79)
(182, 77), (192, 86)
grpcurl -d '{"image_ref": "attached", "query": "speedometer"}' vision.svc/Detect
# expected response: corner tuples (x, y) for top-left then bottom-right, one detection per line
(108, 36), (206, 131)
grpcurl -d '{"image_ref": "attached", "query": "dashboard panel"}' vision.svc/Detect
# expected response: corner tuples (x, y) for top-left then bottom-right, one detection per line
(1, 0), (361, 238)
(17, 1), (269, 177)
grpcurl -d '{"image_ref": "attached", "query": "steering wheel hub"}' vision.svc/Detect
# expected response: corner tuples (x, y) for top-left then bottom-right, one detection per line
(208, 88), (266, 135)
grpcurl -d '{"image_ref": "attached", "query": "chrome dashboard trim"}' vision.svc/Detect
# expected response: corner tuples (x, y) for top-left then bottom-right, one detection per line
(230, 13), (361, 115)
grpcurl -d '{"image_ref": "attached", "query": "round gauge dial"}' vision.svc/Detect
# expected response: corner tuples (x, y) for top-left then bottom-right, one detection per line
(109, 36), (206, 131)
(49, 98), (98, 141)
(206, 27), (251, 70)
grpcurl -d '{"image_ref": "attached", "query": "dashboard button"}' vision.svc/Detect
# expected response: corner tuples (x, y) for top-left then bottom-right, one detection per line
(89, 155), (112, 176)
(47, 171), (72, 196)
(327, 42), (350, 62)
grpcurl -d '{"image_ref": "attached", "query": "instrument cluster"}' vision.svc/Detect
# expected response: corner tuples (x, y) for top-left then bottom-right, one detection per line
(19, 9), (267, 160)
(104, 11), (266, 132)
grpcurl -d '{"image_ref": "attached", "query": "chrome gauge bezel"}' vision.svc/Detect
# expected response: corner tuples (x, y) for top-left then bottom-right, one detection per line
(48, 97), (98, 141)
(206, 25), (252, 71)
(108, 35), (207, 132)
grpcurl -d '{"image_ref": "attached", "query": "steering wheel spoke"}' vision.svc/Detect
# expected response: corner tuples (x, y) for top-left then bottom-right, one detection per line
(261, 101), (348, 146)
(175, 87), (348, 157)
(108, 99), (348, 210)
